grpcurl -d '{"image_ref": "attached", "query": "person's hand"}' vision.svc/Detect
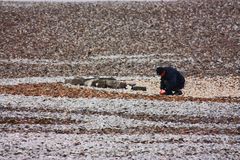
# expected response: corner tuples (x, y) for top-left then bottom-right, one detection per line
(160, 89), (166, 95)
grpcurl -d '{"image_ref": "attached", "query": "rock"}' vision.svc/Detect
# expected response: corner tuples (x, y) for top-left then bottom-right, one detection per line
(131, 86), (147, 91)
(93, 79), (107, 88)
(84, 79), (98, 87)
(128, 83), (136, 87)
(65, 76), (147, 91)
(65, 77), (87, 85)
(67, 77), (125, 89)
(105, 80), (127, 89)
(92, 79), (127, 89)
(65, 77), (101, 86)
(98, 77), (116, 81)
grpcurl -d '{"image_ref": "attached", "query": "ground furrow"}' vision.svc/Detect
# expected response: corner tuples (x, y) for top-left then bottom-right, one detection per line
(1, 106), (240, 125)
(0, 124), (239, 136)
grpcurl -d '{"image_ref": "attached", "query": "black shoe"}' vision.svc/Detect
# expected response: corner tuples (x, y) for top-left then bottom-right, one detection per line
(173, 90), (183, 95)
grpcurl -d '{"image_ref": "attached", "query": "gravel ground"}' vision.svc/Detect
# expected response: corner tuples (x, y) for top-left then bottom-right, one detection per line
(1, 0), (240, 77)
(0, 0), (240, 159)
(0, 94), (240, 159)
(0, 76), (240, 159)
(0, 75), (239, 98)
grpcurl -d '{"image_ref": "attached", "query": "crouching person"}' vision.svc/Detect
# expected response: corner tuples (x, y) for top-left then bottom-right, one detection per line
(156, 66), (185, 95)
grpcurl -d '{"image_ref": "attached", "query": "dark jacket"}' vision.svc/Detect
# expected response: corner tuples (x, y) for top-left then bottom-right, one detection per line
(160, 67), (185, 95)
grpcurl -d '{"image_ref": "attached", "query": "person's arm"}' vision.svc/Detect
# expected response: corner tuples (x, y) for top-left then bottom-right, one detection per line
(160, 80), (166, 95)
(160, 79), (166, 89)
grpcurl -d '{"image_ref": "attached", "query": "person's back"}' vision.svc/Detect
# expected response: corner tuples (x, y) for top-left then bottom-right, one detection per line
(156, 67), (185, 95)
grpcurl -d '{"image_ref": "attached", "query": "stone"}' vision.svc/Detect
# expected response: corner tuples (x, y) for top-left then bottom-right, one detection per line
(93, 79), (127, 89)
(98, 77), (116, 81)
(131, 86), (147, 91)
(94, 79), (107, 88)
(105, 80), (127, 89)
(65, 77), (87, 85)
(65, 76), (131, 90)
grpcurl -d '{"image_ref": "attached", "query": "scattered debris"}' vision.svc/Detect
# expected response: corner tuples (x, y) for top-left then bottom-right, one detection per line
(65, 77), (147, 91)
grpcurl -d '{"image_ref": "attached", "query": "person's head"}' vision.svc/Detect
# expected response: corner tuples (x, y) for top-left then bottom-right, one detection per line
(156, 67), (166, 77)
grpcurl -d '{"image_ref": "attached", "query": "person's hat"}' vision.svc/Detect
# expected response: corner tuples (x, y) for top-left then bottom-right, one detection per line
(156, 67), (165, 75)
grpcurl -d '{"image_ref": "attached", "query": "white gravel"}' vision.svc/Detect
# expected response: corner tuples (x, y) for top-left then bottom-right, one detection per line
(1, 93), (240, 159)
(0, 0), (239, 159)
(0, 76), (239, 159)
(1, 94), (240, 117)
(1, 110), (239, 130)
(0, 133), (239, 160)
(1, 0), (178, 2)
(0, 54), (190, 65)
(0, 76), (72, 85)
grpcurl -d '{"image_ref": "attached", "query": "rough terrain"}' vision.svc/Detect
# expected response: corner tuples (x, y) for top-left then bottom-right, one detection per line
(0, 0), (239, 159)
(0, 0), (239, 77)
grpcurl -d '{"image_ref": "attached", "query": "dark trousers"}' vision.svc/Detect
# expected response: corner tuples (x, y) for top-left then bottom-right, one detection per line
(162, 81), (184, 95)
